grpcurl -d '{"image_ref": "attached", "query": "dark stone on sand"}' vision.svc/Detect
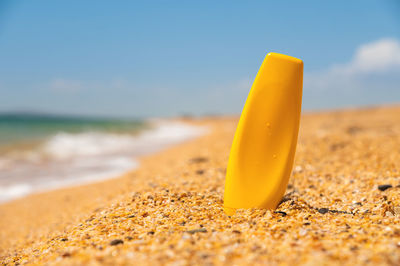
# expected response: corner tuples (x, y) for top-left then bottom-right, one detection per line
(62, 252), (71, 257)
(378, 184), (392, 191)
(329, 209), (351, 214)
(330, 142), (347, 151)
(274, 211), (287, 217)
(318, 208), (329, 214)
(189, 157), (209, 163)
(148, 231), (155, 235)
(196, 169), (205, 175)
(185, 228), (207, 234)
(127, 214), (135, 218)
(346, 126), (363, 135)
(110, 239), (124, 246)
(60, 238), (68, 241)
(232, 230), (242, 234)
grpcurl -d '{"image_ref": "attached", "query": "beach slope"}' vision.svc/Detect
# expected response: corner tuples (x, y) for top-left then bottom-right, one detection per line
(1, 106), (400, 265)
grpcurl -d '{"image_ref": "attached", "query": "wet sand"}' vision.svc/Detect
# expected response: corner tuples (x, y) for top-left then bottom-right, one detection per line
(1, 106), (400, 265)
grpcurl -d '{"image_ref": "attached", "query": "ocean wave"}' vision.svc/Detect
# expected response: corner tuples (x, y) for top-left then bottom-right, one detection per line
(0, 121), (206, 203)
(42, 120), (206, 160)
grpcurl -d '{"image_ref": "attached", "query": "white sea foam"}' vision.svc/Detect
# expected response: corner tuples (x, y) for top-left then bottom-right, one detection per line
(0, 121), (206, 203)
(0, 183), (33, 202)
(42, 121), (205, 160)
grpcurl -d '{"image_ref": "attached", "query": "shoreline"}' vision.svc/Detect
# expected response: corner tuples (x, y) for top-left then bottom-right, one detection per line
(0, 119), (206, 204)
(2, 107), (400, 265)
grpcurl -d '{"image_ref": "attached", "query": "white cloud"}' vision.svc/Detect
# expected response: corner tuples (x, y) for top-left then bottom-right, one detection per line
(303, 38), (400, 109)
(334, 38), (400, 75)
(47, 78), (135, 93)
(49, 78), (83, 92)
(347, 38), (400, 73)
(305, 38), (400, 93)
(203, 76), (253, 112)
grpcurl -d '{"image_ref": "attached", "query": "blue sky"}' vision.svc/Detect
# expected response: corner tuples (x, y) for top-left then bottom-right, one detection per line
(0, 1), (399, 117)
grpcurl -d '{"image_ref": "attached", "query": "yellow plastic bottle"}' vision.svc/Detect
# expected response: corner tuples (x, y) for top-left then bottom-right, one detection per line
(224, 52), (303, 215)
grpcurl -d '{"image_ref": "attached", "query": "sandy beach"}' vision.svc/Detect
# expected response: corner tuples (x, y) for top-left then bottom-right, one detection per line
(1, 106), (400, 265)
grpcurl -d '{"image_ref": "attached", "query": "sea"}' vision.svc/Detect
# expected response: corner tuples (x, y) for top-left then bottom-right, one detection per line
(0, 113), (205, 203)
